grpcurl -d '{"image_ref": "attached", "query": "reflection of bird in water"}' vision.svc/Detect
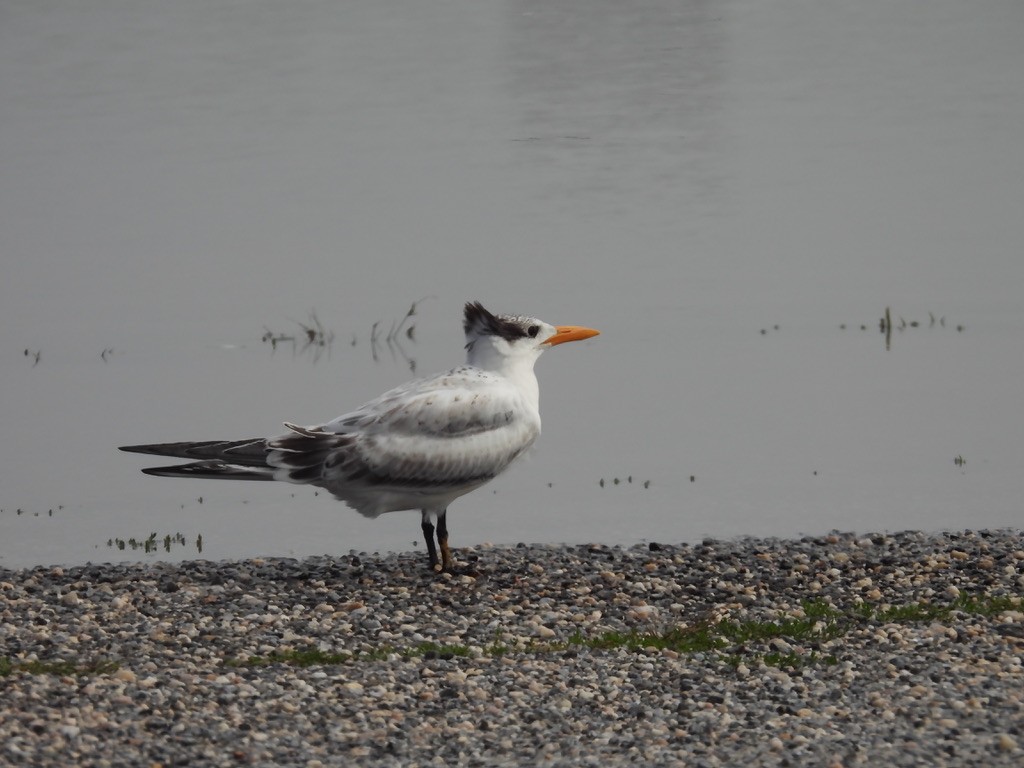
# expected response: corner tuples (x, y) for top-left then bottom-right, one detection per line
(121, 302), (599, 572)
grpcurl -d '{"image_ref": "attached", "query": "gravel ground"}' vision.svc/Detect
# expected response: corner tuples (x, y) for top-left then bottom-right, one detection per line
(2, 529), (1024, 767)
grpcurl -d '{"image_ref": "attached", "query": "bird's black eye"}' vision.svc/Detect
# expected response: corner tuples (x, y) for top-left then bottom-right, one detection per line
(527, 325), (540, 338)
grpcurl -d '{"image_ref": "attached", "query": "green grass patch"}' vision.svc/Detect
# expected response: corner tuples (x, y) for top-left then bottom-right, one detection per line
(6, 593), (1020, 676)
(873, 593), (1020, 623)
(226, 593), (1020, 672)
(561, 622), (728, 656)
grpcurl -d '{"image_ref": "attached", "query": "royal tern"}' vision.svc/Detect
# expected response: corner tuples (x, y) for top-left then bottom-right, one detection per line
(120, 302), (599, 571)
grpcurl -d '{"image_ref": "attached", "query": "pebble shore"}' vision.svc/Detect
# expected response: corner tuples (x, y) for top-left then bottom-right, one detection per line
(2, 529), (1024, 767)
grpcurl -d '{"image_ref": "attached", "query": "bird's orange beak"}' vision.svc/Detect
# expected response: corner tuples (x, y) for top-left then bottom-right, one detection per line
(544, 325), (600, 346)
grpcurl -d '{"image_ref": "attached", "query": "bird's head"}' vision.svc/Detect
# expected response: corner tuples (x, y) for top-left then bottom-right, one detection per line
(463, 301), (599, 371)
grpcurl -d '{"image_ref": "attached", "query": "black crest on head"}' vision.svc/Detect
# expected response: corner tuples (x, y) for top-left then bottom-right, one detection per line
(463, 301), (529, 342)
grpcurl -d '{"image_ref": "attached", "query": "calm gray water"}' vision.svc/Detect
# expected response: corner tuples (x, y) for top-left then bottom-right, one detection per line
(2, 0), (1022, 568)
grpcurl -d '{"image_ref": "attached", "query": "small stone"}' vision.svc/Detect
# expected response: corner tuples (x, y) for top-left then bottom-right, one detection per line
(628, 605), (658, 622)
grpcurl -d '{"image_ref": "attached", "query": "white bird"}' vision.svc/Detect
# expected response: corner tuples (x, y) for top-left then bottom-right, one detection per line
(120, 302), (599, 571)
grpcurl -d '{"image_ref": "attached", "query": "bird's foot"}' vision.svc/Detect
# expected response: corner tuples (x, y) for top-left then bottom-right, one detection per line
(440, 541), (454, 573)
(426, 550), (456, 574)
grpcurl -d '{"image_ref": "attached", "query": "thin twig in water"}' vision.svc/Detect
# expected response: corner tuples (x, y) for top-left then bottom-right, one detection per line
(385, 296), (432, 373)
(262, 311), (335, 362)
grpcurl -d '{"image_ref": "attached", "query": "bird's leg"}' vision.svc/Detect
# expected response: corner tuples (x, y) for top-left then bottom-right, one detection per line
(421, 513), (440, 572)
(437, 509), (454, 572)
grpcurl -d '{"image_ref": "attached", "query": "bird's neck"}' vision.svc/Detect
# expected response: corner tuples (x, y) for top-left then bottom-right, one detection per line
(466, 345), (541, 411)
(506, 363), (541, 413)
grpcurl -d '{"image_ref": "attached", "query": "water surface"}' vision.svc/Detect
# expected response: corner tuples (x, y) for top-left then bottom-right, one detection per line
(2, 0), (1022, 568)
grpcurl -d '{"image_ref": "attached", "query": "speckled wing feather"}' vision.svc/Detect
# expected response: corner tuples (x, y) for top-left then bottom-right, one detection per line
(267, 366), (540, 516)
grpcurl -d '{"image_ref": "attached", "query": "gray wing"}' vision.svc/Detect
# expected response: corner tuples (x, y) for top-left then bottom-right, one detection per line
(268, 369), (540, 498)
(120, 368), (540, 512)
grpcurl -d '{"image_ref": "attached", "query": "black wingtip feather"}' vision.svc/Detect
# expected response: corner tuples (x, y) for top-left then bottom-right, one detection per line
(120, 441), (230, 458)
(119, 439), (269, 465)
(140, 462), (275, 481)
